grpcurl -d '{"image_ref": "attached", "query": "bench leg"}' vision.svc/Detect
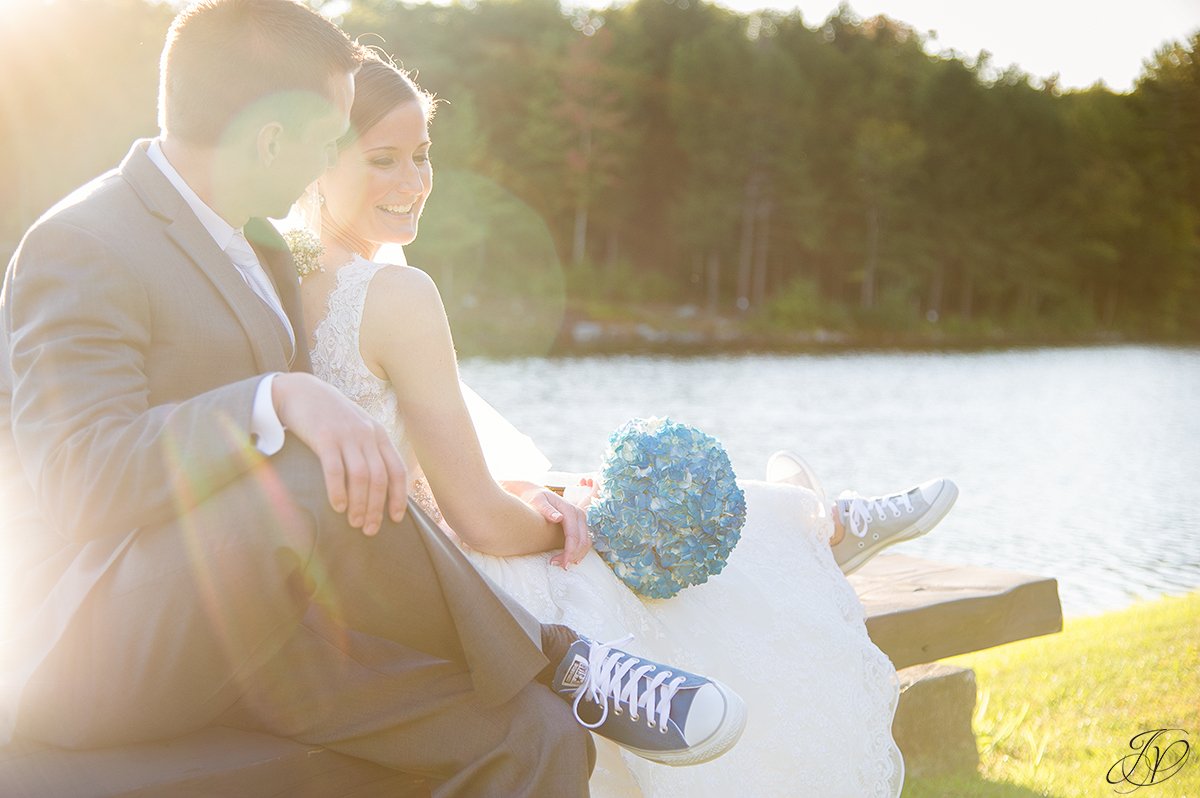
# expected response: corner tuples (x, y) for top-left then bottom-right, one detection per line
(891, 663), (980, 778)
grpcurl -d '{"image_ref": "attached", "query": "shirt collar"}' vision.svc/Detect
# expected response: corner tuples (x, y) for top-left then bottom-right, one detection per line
(146, 138), (239, 252)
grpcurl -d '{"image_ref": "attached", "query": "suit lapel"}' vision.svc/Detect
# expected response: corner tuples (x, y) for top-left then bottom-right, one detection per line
(119, 142), (290, 374)
(246, 218), (312, 374)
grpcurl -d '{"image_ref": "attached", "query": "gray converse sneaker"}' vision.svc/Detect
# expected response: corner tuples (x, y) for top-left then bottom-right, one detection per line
(766, 449), (817, 489)
(832, 479), (958, 574)
(765, 450), (826, 505)
(552, 635), (747, 767)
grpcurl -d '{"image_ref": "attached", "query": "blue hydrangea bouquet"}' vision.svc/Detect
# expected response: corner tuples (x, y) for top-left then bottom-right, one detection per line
(585, 418), (747, 599)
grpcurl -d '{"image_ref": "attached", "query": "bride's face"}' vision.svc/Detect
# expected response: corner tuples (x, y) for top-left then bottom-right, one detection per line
(321, 100), (432, 248)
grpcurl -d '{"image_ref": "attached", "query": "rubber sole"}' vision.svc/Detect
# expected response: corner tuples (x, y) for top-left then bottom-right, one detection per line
(618, 679), (748, 767)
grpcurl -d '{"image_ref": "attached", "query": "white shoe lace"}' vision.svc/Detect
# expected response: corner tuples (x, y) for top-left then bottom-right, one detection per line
(839, 491), (915, 538)
(571, 635), (688, 734)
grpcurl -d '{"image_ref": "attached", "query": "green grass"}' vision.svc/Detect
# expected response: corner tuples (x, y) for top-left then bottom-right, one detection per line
(903, 591), (1200, 798)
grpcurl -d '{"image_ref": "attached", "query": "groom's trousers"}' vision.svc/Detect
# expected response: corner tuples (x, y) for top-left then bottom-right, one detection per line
(15, 440), (594, 796)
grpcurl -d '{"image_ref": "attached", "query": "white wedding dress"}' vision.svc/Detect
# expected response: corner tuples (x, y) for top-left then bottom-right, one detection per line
(310, 256), (904, 797)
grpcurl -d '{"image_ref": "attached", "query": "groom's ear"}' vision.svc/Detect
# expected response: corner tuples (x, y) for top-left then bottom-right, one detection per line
(257, 122), (285, 167)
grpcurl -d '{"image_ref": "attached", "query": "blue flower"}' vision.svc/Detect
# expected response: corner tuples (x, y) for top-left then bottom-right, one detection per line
(586, 418), (746, 599)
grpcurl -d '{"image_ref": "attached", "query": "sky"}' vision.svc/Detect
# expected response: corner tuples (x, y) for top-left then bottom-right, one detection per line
(638, 0), (1200, 92)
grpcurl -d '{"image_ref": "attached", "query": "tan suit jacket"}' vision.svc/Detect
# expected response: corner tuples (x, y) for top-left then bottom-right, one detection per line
(0, 141), (544, 745)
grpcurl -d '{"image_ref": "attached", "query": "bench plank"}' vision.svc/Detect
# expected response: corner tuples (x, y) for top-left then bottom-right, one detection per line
(852, 554), (1063, 670)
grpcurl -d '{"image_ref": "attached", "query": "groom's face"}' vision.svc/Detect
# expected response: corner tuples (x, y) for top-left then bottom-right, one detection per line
(258, 70), (355, 219)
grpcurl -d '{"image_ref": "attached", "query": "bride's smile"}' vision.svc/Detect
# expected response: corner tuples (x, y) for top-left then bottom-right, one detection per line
(319, 99), (432, 259)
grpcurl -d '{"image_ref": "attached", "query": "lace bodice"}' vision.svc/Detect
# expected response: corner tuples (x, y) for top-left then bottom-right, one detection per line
(310, 257), (394, 426)
(308, 256), (441, 522)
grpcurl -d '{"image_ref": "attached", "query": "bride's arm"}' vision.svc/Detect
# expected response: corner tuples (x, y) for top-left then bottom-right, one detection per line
(358, 264), (572, 557)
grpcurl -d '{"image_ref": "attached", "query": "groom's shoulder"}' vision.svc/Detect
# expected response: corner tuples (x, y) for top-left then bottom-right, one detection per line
(31, 165), (138, 239)
(5, 169), (152, 303)
(11, 156), (156, 274)
(28, 137), (160, 237)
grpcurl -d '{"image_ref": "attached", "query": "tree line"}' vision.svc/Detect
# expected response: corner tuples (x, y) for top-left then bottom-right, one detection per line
(2, 0), (1197, 350)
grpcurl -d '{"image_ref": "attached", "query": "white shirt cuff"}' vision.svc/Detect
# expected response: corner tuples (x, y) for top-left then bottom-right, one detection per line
(251, 373), (286, 455)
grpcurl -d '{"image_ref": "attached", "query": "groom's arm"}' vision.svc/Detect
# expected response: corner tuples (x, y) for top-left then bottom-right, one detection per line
(4, 219), (270, 542)
(5, 218), (408, 543)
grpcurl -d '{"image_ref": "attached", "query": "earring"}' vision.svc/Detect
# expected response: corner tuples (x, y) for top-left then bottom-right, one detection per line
(318, 193), (326, 206)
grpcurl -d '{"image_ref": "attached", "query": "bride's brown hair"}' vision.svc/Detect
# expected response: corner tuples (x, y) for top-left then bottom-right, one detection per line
(339, 51), (436, 150)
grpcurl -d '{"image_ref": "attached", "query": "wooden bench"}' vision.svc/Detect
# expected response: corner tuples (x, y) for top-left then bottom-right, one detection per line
(852, 554), (1063, 670)
(851, 554), (1064, 777)
(0, 554), (1061, 795)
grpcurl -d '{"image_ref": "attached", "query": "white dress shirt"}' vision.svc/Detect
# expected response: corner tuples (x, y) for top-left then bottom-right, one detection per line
(146, 139), (288, 455)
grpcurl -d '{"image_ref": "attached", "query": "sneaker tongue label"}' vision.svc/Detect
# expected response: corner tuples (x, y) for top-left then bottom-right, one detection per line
(562, 654), (589, 689)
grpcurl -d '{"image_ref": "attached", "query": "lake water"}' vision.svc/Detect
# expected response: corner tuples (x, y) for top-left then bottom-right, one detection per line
(460, 345), (1200, 618)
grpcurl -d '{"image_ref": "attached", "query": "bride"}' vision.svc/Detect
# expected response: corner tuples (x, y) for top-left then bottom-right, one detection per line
(290, 52), (956, 797)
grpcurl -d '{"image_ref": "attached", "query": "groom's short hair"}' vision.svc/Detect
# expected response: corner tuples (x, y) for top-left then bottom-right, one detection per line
(159, 0), (363, 146)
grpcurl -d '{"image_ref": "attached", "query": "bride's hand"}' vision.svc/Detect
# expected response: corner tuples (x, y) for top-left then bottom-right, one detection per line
(571, 476), (599, 509)
(513, 486), (592, 569)
(540, 492), (590, 566)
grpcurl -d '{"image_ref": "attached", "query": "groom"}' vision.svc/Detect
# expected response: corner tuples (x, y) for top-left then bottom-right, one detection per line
(0, 1), (743, 793)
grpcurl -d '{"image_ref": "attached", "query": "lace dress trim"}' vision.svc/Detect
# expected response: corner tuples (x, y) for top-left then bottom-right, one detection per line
(411, 476), (444, 524)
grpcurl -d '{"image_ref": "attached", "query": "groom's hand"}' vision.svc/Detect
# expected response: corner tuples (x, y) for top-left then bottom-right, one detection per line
(272, 373), (408, 535)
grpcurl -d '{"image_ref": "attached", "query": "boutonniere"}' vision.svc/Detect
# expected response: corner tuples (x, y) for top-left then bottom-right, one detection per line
(283, 228), (325, 278)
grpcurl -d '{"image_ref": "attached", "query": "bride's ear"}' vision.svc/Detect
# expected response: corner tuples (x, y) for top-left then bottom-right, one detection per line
(256, 122), (284, 167)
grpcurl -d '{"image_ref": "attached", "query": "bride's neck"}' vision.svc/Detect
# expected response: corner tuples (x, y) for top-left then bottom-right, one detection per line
(320, 210), (380, 265)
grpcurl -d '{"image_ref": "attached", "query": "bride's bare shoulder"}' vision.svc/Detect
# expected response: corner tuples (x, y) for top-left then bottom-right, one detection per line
(359, 262), (449, 346)
(367, 261), (435, 288)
